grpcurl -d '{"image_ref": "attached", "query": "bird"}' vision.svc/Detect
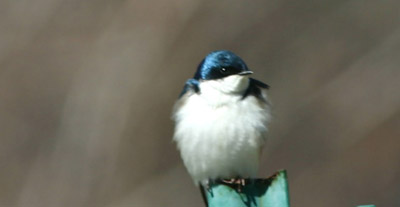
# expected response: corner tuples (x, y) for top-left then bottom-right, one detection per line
(172, 50), (271, 195)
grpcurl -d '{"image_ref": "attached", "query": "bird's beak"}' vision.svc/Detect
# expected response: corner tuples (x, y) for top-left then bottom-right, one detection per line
(238, 71), (253, 76)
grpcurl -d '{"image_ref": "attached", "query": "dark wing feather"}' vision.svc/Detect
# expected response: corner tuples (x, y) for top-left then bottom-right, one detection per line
(179, 79), (200, 98)
(242, 78), (269, 100)
(173, 79), (200, 119)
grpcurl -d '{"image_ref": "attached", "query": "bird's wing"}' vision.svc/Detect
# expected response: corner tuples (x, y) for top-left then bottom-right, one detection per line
(178, 79), (200, 98)
(173, 79), (200, 117)
(242, 78), (270, 101)
(244, 78), (271, 143)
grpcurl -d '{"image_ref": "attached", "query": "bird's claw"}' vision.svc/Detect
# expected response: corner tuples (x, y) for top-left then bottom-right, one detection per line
(220, 178), (246, 192)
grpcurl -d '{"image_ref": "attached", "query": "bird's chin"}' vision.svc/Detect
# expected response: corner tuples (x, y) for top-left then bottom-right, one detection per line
(219, 75), (250, 94)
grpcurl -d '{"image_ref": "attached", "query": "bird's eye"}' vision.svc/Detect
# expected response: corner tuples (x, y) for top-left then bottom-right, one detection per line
(220, 67), (228, 73)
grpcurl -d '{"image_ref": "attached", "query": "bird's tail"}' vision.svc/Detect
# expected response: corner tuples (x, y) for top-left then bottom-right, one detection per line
(199, 185), (208, 207)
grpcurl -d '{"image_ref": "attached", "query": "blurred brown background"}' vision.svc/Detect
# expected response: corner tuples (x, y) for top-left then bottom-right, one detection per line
(1, 0), (400, 206)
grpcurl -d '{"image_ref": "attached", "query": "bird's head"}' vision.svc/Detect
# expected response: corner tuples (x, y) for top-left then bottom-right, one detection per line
(194, 50), (253, 80)
(194, 50), (253, 94)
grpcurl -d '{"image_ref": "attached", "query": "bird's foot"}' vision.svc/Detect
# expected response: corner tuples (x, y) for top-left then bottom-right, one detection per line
(220, 178), (246, 192)
(204, 182), (211, 192)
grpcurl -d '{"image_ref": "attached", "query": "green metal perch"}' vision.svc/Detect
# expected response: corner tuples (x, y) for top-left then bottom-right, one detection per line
(201, 170), (375, 207)
(203, 170), (290, 207)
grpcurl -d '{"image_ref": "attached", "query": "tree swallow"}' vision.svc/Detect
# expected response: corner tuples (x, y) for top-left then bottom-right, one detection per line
(173, 50), (271, 188)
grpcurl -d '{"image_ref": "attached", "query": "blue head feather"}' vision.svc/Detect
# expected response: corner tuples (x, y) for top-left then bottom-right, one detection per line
(193, 50), (250, 80)
(178, 50), (269, 99)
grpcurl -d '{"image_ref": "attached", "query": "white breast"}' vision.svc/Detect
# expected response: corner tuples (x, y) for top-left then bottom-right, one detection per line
(173, 76), (271, 185)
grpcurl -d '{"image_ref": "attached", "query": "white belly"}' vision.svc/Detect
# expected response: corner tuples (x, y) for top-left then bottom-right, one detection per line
(173, 82), (271, 185)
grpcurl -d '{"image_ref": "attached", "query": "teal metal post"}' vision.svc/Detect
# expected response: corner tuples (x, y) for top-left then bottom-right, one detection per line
(204, 170), (290, 207)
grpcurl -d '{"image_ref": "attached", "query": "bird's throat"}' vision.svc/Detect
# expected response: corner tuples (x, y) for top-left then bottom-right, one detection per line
(203, 75), (250, 95)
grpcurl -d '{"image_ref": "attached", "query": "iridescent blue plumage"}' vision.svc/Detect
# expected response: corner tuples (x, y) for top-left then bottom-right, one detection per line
(193, 50), (251, 80)
(179, 50), (269, 99)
